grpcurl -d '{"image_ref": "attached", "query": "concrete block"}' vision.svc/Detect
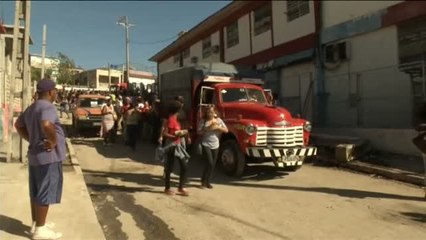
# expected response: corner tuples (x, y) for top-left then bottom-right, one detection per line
(335, 144), (355, 162)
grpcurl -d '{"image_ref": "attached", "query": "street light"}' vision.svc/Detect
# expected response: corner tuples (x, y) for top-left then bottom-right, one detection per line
(117, 16), (135, 85)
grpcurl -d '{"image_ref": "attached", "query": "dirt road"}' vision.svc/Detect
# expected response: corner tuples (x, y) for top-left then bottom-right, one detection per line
(72, 137), (426, 240)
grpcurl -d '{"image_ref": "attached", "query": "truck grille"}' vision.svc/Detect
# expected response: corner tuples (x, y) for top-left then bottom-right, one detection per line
(255, 126), (304, 147)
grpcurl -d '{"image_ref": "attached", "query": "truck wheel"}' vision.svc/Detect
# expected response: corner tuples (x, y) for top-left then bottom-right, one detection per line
(284, 156), (305, 172)
(219, 140), (245, 177)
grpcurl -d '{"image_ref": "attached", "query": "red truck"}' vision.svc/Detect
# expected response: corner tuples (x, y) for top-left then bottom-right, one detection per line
(160, 62), (317, 176)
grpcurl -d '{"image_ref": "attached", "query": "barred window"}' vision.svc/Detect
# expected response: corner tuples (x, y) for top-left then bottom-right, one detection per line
(226, 21), (239, 48)
(287, 0), (310, 22)
(254, 4), (272, 36)
(202, 37), (212, 59)
(183, 48), (190, 59)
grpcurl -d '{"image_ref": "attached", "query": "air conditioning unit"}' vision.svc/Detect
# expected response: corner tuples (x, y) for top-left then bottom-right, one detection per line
(211, 45), (220, 54)
(190, 56), (198, 63)
(324, 41), (350, 63)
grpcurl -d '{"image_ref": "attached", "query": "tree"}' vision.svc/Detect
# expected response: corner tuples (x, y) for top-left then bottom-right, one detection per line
(31, 67), (53, 81)
(56, 52), (77, 85)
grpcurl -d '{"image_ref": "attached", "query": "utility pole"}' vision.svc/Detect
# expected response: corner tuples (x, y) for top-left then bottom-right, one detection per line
(21, 1), (31, 163)
(117, 16), (135, 85)
(108, 63), (111, 90)
(41, 24), (46, 79)
(7, 1), (30, 162)
(6, 1), (21, 163)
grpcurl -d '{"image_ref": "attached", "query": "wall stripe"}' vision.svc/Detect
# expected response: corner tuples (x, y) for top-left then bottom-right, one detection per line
(230, 33), (315, 66)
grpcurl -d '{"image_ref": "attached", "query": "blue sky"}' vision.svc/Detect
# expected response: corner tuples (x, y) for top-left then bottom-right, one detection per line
(0, 1), (231, 71)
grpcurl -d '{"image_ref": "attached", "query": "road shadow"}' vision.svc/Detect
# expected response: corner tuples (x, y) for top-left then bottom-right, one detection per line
(0, 214), (30, 238)
(83, 169), (165, 193)
(71, 137), (165, 167)
(400, 212), (426, 223)
(220, 181), (425, 202)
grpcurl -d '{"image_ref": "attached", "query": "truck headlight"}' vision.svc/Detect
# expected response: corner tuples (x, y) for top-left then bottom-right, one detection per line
(245, 124), (256, 135)
(304, 122), (312, 132)
(78, 115), (87, 120)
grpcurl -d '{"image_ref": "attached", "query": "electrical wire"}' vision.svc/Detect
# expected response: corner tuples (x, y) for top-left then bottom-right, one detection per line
(131, 35), (178, 45)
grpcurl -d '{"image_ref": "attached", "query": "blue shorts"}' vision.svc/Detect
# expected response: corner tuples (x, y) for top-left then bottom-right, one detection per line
(29, 162), (63, 205)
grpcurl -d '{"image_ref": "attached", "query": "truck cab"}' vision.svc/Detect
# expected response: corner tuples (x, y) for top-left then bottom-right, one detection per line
(160, 62), (317, 176)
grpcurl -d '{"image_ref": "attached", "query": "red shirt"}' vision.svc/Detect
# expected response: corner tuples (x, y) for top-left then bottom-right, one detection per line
(167, 115), (181, 144)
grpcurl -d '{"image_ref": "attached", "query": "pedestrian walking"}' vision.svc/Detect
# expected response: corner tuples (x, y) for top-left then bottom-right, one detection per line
(59, 97), (69, 119)
(162, 100), (191, 196)
(124, 103), (141, 151)
(15, 79), (65, 239)
(197, 105), (228, 189)
(101, 98), (116, 145)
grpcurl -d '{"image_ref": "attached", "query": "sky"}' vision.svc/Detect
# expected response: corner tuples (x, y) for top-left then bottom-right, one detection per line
(0, 1), (231, 72)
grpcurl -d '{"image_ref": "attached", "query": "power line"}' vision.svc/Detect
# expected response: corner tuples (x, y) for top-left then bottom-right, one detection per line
(131, 35), (177, 45)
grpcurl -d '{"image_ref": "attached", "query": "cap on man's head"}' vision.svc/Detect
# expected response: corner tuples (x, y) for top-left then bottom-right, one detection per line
(36, 79), (56, 93)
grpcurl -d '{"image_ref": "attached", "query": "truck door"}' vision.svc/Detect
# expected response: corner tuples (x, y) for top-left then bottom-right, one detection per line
(197, 86), (215, 128)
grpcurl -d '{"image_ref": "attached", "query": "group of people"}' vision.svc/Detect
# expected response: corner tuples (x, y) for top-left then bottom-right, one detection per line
(100, 94), (160, 150)
(158, 97), (228, 196)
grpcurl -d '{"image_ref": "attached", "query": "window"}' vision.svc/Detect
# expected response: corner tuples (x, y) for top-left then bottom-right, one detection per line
(254, 4), (272, 36)
(183, 48), (190, 59)
(221, 88), (267, 103)
(287, 0), (310, 22)
(202, 37), (212, 59)
(79, 98), (105, 108)
(226, 21), (239, 48)
(173, 54), (179, 63)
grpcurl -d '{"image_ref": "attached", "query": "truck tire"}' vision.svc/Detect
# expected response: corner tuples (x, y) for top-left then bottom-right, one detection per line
(284, 156), (305, 172)
(219, 140), (246, 177)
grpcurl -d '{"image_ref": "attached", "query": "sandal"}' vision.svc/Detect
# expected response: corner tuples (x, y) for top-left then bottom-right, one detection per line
(164, 189), (175, 196)
(177, 188), (190, 196)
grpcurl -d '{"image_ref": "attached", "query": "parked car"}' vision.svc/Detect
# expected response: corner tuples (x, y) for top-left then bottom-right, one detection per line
(72, 94), (107, 133)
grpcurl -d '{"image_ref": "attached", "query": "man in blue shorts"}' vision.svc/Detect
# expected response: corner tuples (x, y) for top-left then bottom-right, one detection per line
(15, 78), (65, 240)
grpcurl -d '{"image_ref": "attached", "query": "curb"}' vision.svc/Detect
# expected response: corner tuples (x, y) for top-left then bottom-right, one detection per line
(342, 161), (425, 186)
(66, 138), (83, 175)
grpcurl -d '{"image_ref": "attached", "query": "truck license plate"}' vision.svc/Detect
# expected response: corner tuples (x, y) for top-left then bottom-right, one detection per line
(93, 122), (101, 126)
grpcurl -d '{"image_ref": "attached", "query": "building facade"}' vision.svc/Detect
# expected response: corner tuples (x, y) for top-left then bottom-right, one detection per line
(79, 68), (121, 90)
(30, 54), (60, 81)
(150, 0), (426, 155)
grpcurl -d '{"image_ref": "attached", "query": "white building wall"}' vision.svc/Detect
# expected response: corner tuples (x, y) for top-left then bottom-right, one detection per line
(251, 12), (272, 53)
(324, 26), (411, 128)
(158, 56), (177, 75)
(280, 61), (315, 120)
(224, 15), (251, 63)
(186, 40), (203, 66)
(322, 1), (403, 28)
(273, 1), (315, 46)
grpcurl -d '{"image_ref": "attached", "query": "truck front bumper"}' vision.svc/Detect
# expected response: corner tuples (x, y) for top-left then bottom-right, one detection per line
(246, 146), (317, 168)
(246, 146), (317, 158)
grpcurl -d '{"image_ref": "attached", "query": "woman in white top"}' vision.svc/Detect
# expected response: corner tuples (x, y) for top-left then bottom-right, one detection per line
(101, 98), (115, 145)
(197, 105), (228, 189)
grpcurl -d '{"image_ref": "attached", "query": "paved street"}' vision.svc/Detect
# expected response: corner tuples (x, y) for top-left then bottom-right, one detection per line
(72, 137), (426, 240)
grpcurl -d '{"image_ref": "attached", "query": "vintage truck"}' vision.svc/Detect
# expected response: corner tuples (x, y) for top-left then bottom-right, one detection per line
(72, 94), (107, 133)
(160, 62), (317, 176)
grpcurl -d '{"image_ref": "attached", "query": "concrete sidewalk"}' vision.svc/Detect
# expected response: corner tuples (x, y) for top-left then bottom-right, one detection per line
(0, 160), (105, 240)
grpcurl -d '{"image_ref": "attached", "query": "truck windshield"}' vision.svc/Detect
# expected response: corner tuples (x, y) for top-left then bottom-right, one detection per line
(221, 88), (267, 104)
(79, 98), (105, 108)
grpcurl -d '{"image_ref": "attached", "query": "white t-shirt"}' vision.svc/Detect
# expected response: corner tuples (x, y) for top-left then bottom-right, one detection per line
(197, 118), (226, 150)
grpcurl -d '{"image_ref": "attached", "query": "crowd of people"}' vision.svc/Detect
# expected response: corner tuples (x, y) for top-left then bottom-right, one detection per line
(17, 78), (231, 239)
